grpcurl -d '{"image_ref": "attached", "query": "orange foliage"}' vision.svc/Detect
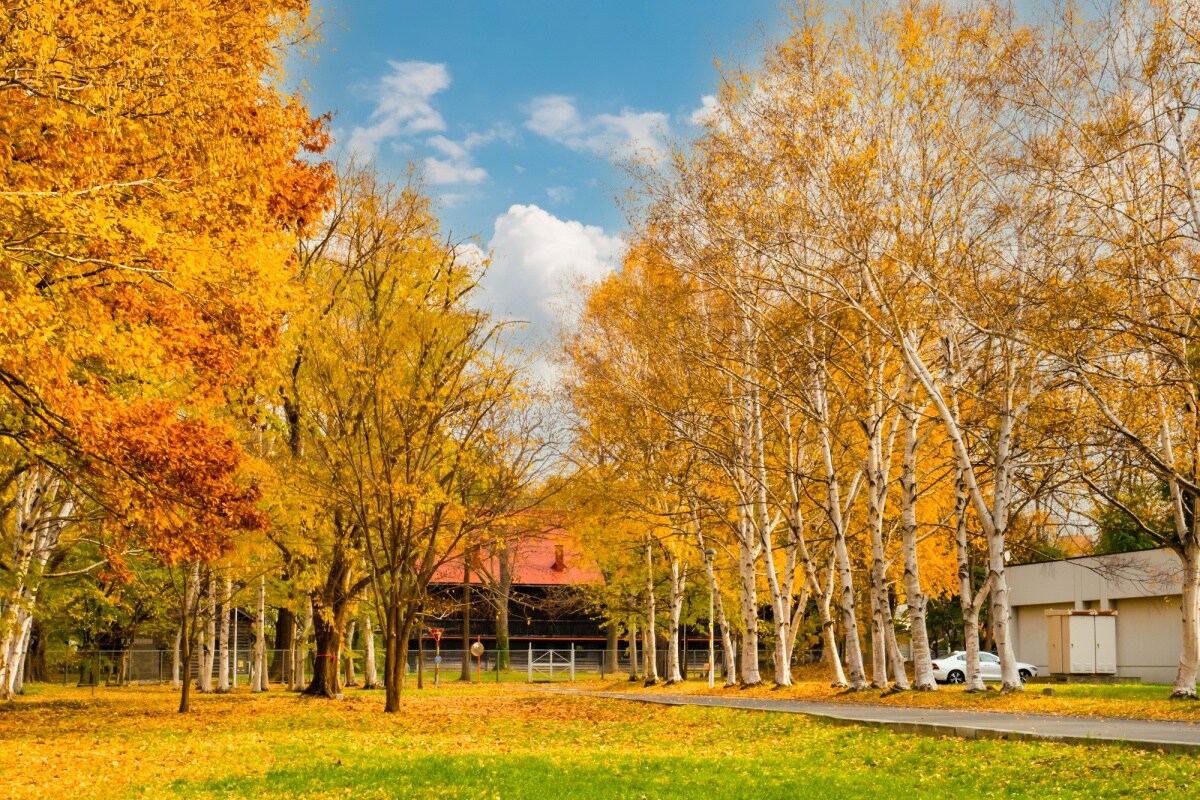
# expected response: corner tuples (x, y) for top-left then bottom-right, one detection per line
(0, 0), (332, 555)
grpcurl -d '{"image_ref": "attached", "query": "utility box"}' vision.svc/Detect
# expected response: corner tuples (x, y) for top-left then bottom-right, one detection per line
(1045, 610), (1118, 675)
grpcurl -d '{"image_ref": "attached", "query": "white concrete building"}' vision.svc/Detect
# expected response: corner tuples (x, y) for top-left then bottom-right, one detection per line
(1006, 548), (1187, 684)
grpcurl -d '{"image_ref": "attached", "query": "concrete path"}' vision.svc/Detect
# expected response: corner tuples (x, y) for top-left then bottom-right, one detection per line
(556, 690), (1200, 754)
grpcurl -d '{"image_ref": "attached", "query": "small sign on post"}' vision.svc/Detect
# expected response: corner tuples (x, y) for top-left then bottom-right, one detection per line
(470, 640), (485, 684)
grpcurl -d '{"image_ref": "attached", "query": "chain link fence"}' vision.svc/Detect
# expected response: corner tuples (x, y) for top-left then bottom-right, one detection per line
(49, 645), (784, 686)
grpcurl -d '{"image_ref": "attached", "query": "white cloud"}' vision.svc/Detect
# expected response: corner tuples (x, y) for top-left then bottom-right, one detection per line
(526, 96), (585, 139)
(453, 242), (488, 268)
(423, 157), (488, 185)
(546, 186), (574, 205)
(346, 61), (450, 160)
(524, 95), (669, 161)
(480, 204), (623, 386)
(421, 125), (514, 186)
(482, 204), (623, 332)
(690, 94), (719, 126)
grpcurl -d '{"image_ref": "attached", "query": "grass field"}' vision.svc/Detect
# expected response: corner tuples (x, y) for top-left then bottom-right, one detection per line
(578, 663), (1200, 722)
(2, 682), (1199, 799)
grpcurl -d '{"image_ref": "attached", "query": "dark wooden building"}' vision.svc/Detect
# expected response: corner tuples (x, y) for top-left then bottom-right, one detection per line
(417, 529), (607, 656)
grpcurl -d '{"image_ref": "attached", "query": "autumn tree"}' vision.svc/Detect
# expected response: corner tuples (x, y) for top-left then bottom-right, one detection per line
(286, 167), (536, 711)
(1020, 0), (1200, 697)
(0, 0), (332, 700)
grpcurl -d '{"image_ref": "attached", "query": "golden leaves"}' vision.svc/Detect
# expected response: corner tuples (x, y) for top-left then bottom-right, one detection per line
(0, 0), (333, 561)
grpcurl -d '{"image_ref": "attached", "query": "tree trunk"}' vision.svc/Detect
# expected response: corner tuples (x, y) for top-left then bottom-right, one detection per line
(0, 472), (74, 699)
(383, 602), (414, 712)
(23, 618), (46, 684)
(496, 545), (513, 670)
(716, 591), (737, 687)
(816, 564), (847, 687)
(178, 563), (201, 713)
(626, 616), (639, 680)
(304, 599), (343, 698)
(865, 408), (891, 690)
(1172, 539), (1200, 697)
(751, 385), (792, 687)
(271, 607), (295, 684)
(954, 466), (989, 692)
(812, 360), (867, 690)
(199, 577), (215, 693)
(179, 629), (195, 713)
(604, 621), (619, 675)
(987, 411), (1021, 693)
(254, 577), (268, 692)
(416, 613), (425, 689)
(6, 618), (32, 696)
(642, 539), (659, 684)
(172, 621), (182, 690)
(459, 552), (472, 682)
(883, 599), (910, 691)
(362, 612), (378, 689)
(901, 397), (937, 690)
(344, 620), (358, 688)
(665, 557), (686, 683)
(292, 598), (312, 691)
(217, 577), (231, 693)
(736, 526), (761, 686)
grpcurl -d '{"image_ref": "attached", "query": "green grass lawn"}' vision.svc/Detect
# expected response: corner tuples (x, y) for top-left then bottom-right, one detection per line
(2, 683), (1198, 798)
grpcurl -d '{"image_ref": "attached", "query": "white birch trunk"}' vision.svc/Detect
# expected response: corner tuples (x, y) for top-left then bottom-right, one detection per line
(813, 364), (867, 690)
(735, 515), (762, 685)
(627, 616), (639, 680)
(900, 397), (937, 690)
(292, 598), (312, 690)
(816, 554), (848, 687)
(865, 409), (890, 689)
(834, 531), (868, 690)
(665, 558), (686, 683)
(172, 623), (182, 690)
(883, 618), (909, 691)
(717, 599), (736, 686)
(988, 408), (1020, 691)
(750, 381), (793, 686)
(254, 576), (268, 692)
(217, 577), (231, 693)
(1173, 539), (1200, 696)
(953, 467), (988, 692)
(642, 538), (659, 683)
(758, 529), (792, 686)
(199, 579), (215, 693)
(362, 612), (378, 689)
(0, 471), (74, 699)
(695, 527), (737, 686)
(787, 583), (810, 666)
(899, 330), (1022, 691)
(184, 562), (201, 692)
(787, 433), (844, 686)
(1157, 404), (1200, 695)
(6, 617), (33, 697)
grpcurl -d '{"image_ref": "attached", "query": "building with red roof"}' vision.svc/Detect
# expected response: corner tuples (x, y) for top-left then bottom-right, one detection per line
(416, 527), (608, 659)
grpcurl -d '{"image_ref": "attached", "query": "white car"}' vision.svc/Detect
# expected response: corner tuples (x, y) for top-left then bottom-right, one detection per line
(931, 650), (1037, 684)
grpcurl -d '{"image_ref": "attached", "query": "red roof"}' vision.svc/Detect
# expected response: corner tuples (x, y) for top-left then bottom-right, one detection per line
(429, 528), (603, 586)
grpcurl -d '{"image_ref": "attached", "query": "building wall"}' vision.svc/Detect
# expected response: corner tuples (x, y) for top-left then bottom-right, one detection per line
(1008, 551), (1186, 684)
(1006, 549), (1182, 606)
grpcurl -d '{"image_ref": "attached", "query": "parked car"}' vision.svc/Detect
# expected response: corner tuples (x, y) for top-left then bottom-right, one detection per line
(931, 651), (1037, 684)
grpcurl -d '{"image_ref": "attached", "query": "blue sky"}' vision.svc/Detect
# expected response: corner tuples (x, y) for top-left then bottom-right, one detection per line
(292, 1), (790, 370)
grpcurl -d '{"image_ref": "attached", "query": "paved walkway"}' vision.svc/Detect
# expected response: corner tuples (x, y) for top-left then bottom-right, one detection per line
(554, 689), (1200, 753)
